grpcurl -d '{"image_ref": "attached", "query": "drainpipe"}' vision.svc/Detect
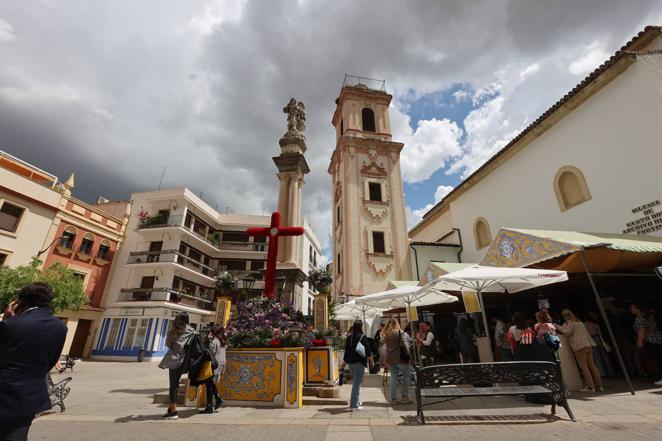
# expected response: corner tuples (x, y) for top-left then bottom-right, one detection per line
(409, 243), (420, 281)
(453, 228), (463, 263)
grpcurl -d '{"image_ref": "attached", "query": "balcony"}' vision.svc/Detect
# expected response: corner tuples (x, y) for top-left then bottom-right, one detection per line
(127, 250), (217, 279)
(218, 241), (267, 252)
(119, 287), (214, 311)
(138, 213), (184, 229)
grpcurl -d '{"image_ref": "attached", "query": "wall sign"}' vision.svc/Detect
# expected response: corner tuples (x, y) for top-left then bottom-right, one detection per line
(622, 199), (662, 235)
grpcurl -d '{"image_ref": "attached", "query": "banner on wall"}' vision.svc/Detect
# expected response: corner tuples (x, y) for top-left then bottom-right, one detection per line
(462, 292), (481, 313)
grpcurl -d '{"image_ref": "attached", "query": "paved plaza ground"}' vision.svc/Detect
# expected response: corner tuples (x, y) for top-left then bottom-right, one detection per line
(32, 361), (662, 440)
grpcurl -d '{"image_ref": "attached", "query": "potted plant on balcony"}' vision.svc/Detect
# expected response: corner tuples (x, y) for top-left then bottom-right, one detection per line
(215, 271), (238, 295)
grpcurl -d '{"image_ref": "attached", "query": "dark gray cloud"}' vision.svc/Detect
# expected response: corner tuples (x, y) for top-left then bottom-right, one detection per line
(0, 0), (660, 254)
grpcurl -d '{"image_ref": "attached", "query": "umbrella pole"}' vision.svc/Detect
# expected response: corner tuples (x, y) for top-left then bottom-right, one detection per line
(579, 251), (635, 395)
(477, 290), (493, 362)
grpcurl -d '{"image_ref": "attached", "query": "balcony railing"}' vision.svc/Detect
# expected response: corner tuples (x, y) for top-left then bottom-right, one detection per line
(119, 287), (214, 311)
(128, 250), (217, 278)
(138, 214), (184, 229)
(218, 241), (268, 252)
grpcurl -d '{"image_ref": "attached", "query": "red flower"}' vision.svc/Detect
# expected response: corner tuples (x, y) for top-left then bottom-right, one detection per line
(270, 339), (283, 347)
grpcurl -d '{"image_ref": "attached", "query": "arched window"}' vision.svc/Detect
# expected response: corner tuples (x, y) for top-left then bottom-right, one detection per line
(79, 232), (95, 254)
(361, 108), (375, 132)
(97, 239), (111, 260)
(474, 217), (492, 250)
(59, 226), (77, 249)
(554, 166), (592, 211)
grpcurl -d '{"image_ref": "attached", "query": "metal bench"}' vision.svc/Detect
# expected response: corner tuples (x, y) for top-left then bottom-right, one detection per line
(415, 361), (575, 423)
(47, 373), (72, 412)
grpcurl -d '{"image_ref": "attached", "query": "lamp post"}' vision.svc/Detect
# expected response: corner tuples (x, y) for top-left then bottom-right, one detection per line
(241, 276), (256, 291)
(37, 236), (64, 258)
(275, 276), (287, 300)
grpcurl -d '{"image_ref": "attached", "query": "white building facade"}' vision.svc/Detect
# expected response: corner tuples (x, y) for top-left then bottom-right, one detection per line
(410, 27), (662, 264)
(92, 187), (321, 361)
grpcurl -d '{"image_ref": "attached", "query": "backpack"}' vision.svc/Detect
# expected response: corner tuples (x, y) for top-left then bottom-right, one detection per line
(181, 333), (204, 373)
(544, 333), (561, 351)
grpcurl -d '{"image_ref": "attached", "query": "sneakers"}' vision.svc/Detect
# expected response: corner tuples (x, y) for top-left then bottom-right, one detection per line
(214, 398), (224, 410)
(596, 387), (605, 392)
(345, 405), (363, 411)
(578, 387), (595, 393)
(162, 410), (178, 420)
(199, 407), (214, 414)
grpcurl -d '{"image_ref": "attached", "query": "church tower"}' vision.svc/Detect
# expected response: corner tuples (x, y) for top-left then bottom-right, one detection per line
(328, 77), (411, 300)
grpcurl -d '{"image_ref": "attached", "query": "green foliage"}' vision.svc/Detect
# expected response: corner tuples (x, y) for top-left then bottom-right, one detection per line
(216, 271), (238, 291)
(308, 268), (332, 292)
(0, 257), (88, 312)
(332, 335), (347, 352)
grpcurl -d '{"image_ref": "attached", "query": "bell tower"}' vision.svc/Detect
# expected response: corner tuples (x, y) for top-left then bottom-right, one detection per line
(328, 76), (411, 300)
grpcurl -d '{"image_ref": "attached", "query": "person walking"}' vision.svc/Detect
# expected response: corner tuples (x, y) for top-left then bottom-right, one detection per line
(382, 318), (413, 405)
(456, 318), (477, 363)
(584, 311), (615, 378)
(340, 320), (373, 411)
(631, 303), (662, 386)
(555, 309), (603, 392)
(0, 283), (68, 441)
(200, 325), (226, 413)
(494, 317), (513, 361)
(158, 312), (195, 419)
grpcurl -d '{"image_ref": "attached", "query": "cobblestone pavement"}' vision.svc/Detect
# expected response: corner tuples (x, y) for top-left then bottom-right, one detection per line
(31, 361), (662, 440)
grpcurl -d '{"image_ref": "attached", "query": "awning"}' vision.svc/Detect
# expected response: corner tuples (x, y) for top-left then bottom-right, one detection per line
(388, 280), (420, 289)
(480, 228), (662, 272)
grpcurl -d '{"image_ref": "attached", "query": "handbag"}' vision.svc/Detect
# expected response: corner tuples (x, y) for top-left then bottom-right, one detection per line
(355, 337), (367, 358)
(399, 331), (410, 362)
(196, 360), (214, 381)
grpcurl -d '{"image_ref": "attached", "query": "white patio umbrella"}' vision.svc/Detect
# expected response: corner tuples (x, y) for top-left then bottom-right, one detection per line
(333, 300), (385, 326)
(355, 285), (458, 310)
(417, 265), (568, 336)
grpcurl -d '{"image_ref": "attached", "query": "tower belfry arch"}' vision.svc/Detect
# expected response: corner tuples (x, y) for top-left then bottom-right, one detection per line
(328, 75), (411, 299)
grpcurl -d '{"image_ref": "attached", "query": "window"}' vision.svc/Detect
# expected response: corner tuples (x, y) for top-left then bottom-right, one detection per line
(474, 217), (492, 250)
(336, 204), (341, 225)
(104, 319), (121, 350)
(362, 108), (375, 132)
(148, 241), (163, 262)
(97, 240), (111, 260)
(72, 272), (86, 284)
(222, 231), (249, 242)
(337, 253), (341, 274)
(140, 276), (155, 289)
(0, 202), (24, 233)
(122, 319), (138, 350)
(254, 235), (266, 251)
(0, 253), (7, 266)
(59, 226), (77, 249)
(372, 231), (386, 254)
(368, 182), (383, 202)
(308, 297), (312, 314)
(219, 259), (247, 271)
(554, 166), (592, 211)
(123, 318), (149, 350)
(250, 260), (265, 271)
(79, 233), (94, 254)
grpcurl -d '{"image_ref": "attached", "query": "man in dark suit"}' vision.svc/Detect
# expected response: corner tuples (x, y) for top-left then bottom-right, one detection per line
(0, 283), (68, 441)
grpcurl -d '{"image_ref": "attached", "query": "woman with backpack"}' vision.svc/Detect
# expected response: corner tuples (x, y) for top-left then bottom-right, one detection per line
(340, 320), (374, 411)
(382, 318), (413, 405)
(200, 325), (226, 414)
(158, 312), (195, 420)
(555, 309), (602, 392)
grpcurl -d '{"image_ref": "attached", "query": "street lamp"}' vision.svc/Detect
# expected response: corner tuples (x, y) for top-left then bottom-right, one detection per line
(241, 277), (256, 291)
(275, 276), (287, 294)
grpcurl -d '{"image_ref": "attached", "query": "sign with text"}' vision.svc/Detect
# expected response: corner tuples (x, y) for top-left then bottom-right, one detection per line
(623, 199), (662, 235)
(462, 292), (481, 313)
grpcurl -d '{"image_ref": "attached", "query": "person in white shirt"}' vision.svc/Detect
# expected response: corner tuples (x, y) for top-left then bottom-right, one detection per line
(416, 321), (436, 366)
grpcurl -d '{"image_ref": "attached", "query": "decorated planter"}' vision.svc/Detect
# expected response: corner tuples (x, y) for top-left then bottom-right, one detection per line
(311, 339), (326, 347)
(215, 347), (304, 408)
(304, 346), (339, 386)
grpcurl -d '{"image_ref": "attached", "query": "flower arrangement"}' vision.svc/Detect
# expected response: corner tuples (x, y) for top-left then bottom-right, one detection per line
(308, 268), (333, 293)
(216, 271), (238, 292)
(226, 297), (308, 348)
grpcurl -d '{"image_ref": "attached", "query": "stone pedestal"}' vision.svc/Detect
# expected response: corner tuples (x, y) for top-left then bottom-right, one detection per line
(215, 296), (232, 326)
(313, 293), (329, 331)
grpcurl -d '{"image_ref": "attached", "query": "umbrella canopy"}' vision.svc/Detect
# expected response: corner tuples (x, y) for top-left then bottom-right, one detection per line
(333, 300), (385, 320)
(355, 285), (457, 309)
(421, 264), (569, 294)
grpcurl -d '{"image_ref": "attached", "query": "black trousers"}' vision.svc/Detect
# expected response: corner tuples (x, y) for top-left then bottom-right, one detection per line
(168, 368), (184, 404)
(204, 377), (221, 408)
(645, 342), (662, 373)
(0, 416), (34, 441)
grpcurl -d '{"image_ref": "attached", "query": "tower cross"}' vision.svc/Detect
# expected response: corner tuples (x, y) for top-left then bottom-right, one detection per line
(246, 211), (304, 299)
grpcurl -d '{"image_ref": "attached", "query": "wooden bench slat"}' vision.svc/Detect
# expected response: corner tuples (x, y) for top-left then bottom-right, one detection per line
(421, 385), (551, 397)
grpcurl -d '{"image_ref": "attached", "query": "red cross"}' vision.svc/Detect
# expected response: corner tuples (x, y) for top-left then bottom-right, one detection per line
(246, 211), (304, 299)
